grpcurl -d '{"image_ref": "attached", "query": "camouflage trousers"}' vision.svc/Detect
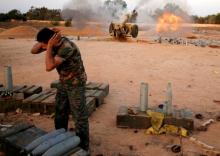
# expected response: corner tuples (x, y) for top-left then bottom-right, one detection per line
(54, 85), (89, 151)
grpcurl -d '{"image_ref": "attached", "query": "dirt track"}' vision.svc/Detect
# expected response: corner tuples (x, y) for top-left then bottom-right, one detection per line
(0, 37), (220, 155)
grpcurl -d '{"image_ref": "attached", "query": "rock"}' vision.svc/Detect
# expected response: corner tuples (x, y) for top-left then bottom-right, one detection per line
(15, 108), (22, 114)
(32, 113), (40, 116)
(216, 116), (220, 121)
(195, 113), (204, 120)
(128, 145), (134, 151)
(133, 129), (138, 133)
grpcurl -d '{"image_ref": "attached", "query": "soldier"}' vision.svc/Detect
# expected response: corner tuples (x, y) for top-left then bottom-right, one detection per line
(31, 27), (89, 154)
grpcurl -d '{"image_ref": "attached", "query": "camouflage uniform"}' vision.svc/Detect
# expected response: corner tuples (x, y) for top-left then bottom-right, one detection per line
(53, 37), (89, 151)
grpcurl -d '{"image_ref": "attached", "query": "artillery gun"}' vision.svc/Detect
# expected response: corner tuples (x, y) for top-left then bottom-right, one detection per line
(109, 10), (139, 38)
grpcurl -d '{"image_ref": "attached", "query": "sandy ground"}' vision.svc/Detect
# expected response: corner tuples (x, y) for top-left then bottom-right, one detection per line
(0, 35), (220, 155)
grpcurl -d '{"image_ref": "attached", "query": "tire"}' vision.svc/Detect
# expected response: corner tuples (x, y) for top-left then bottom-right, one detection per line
(131, 24), (138, 38)
(109, 23), (114, 34)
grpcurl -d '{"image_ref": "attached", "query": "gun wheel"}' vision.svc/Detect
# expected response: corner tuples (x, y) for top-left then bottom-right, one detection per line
(109, 23), (114, 34)
(131, 24), (138, 38)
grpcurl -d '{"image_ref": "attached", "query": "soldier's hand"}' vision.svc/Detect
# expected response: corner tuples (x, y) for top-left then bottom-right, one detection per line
(48, 32), (62, 49)
(31, 42), (46, 54)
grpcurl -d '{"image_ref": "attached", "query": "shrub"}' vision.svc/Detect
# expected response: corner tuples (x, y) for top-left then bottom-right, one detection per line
(65, 19), (72, 27)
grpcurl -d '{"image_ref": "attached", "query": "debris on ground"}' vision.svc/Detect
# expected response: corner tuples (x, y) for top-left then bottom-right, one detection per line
(50, 113), (55, 118)
(213, 100), (220, 104)
(166, 144), (181, 153)
(128, 107), (138, 115)
(15, 108), (22, 114)
(145, 110), (188, 136)
(195, 113), (204, 120)
(189, 137), (220, 156)
(0, 124), (13, 128)
(216, 115), (220, 121)
(154, 36), (220, 48)
(197, 119), (215, 131)
(32, 113), (41, 117)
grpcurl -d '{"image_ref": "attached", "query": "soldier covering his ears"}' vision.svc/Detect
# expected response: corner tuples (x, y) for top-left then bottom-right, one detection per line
(31, 27), (89, 153)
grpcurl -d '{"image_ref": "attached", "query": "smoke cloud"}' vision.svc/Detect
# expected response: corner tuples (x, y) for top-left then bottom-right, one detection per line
(61, 0), (193, 36)
(133, 0), (191, 23)
(61, 0), (128, 28)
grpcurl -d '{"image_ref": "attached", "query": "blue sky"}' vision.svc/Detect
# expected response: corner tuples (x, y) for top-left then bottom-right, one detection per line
(0, 0), (219, 16)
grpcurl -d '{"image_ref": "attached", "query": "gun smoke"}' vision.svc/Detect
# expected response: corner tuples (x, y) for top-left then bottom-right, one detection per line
(61, 0), (127, 28)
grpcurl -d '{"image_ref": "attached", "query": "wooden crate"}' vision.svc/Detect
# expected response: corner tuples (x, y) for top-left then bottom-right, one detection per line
(85, 89), (106, 106)
(0, 93), (24, 113)
(22, 89), (56, 113)
(51, 80), (109, 97)
(86, 82), (109, 97)
(13, 85), (42, 98)
(86, 97), (96, 116)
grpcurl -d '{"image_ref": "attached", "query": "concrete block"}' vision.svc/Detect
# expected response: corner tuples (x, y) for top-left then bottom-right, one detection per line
(116, 106), (129, 128)
(116, 106), (194, 130)
(117, 106), (151, 129)
(164, 117), (194, 130)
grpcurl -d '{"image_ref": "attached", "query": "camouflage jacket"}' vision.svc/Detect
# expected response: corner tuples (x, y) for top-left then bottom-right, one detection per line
(53, 37), (87, 88)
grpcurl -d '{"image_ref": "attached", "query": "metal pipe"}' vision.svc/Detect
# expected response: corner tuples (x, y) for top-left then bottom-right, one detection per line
(140, 82), (148, 112)
(4, 66), (13, 91)
(166, 82), (172, 116)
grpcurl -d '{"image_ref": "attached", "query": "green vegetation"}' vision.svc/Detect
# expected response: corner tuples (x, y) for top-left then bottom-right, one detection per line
(26, 6), (62, 21)
(0, 4), (219, 24)
(0, 9), (26, 21)
(0, 7), (62, 22)
(192, 13), (220, 24)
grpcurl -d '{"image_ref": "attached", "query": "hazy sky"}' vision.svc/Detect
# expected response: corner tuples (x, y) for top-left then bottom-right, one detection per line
(0, 0), (219, 16)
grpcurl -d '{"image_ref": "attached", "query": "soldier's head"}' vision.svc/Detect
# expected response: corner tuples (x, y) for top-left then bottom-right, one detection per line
(31, 27), (61, 54)
(37, 27), (55, 43)
(36, 27), (55, 49)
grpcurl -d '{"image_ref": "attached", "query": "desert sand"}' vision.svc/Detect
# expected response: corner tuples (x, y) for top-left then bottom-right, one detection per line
(0, 24), (220, 155)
